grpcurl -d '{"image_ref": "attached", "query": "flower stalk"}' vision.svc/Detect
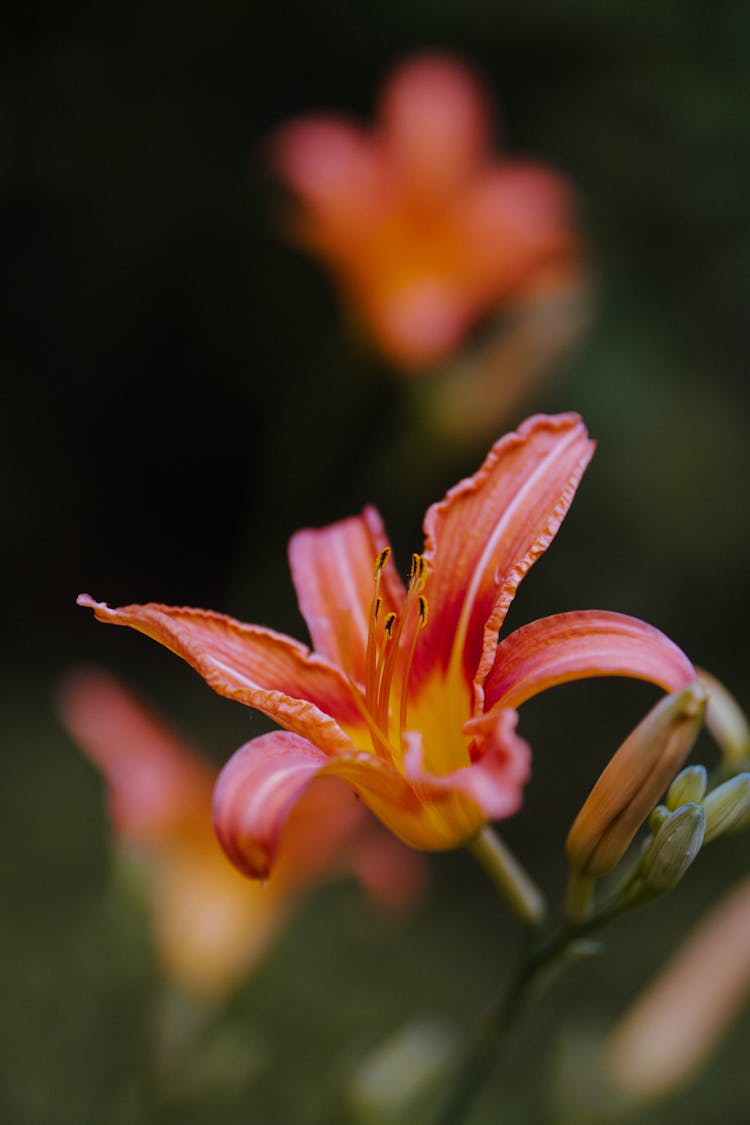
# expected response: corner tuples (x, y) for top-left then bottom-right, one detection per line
(469, 826), (546, 928)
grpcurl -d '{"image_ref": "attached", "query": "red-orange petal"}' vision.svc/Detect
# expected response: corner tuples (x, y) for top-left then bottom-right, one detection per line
(77, 596), (362, 753)
(272, 115), (386, 236)
(214, 720), (530, 873)
(58, 666), (213, 844)
(405, 710), (531, 830)
(460, 163), (578, 299)
(213, 732), (332, 879)
(484, 610), (696, 711)
(415, 413), (594, 696)
(214, 729), (431, 874)
(379, 53), (489, 197)
(288, 506), (405, 684)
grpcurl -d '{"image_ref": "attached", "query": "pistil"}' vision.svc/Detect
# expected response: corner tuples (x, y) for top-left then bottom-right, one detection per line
(399, 594), (429, 743)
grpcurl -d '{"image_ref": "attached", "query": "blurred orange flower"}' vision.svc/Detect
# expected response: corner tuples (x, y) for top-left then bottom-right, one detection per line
(272, 54), (579, 369)
(59, 668), (424, 997)
(79, 414), (696, 880)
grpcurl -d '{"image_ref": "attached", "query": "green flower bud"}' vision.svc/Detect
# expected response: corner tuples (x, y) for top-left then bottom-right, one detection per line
(666, 765), (707, 810)
(729, 804), (750, 834)
(649, 805), (671, 833)
(703, 773), (750, 843)
(642, 803), (705, 894)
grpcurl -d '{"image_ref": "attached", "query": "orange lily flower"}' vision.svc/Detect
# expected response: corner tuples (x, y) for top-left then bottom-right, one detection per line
(59, 668), (424, 996)
(78, 415), (698, 881)
(271, 54), (579, 369)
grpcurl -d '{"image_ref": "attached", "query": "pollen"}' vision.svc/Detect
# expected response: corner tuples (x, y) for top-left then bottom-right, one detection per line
(374, 547), (391, 579)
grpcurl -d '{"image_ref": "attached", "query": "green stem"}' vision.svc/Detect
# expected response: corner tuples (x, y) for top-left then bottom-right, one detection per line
(564, 869), (595, 923)
(469, 826), (547, 928)
(430, 881), (650, 1125)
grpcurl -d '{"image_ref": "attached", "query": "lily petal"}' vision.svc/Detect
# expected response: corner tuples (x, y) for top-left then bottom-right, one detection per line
(379, 53), (489, 196)
(58, 667), (212, 844)
(484, 610), (696, 711)
(214, 719), (529, 876)
(345, 830), (428, 908)
(417, 413), (594, 692)
(214, 730), (426, 876)
(402, 710), (531, 841)
(77, 596), (362, 752)
(288, 506), (405, 684)
(272, 116), (385, 239)
(323, 727), (529, 851)
(460, 164), (577, 298)
(213, 732), (334, 879)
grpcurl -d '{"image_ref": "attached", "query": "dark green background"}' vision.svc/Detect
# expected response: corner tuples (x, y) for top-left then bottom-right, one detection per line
(2, 2), (749, 1121)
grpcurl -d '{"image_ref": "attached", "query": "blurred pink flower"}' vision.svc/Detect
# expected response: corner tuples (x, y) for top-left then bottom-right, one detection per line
(78, 414), (695, 883)
(272, 53), (579, 369)
(59, 668), (424, 997)
(606, 877), (750, 1100)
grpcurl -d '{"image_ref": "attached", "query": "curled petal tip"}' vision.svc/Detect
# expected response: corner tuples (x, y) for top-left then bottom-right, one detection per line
(697, 668), (750, 766)
(212, 731), (328, 881)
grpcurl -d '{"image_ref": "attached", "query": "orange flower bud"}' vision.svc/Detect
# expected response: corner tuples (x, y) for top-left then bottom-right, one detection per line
(567, 682), (707, 878)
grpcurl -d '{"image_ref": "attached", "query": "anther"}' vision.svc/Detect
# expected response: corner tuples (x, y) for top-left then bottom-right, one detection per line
(418, 595), (429, 627)
(374, 547), (391, 579)
(408, 554), (427, 592)
(383, 612), (397, 638)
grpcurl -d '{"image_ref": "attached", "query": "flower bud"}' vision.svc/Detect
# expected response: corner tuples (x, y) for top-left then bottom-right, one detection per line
(666, 764), (707, 810)
(702, 773), (750, 844)
(641, 803), (705, 894)
(566, 683), (707, 878)
(697, 668), (750, 768)
(649, 805), (670, 833)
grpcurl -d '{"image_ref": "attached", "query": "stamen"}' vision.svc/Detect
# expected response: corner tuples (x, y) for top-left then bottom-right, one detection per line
(399, 595), (429, 740)
(408, 553), (427, 592)
(365, 551), (391, 711)
(377, 574), (421, 736)
(342, 674), (395, 760)
(374, 547), (391, 579)
(374, 613), (398, 730)
(363, 549), (430, 758)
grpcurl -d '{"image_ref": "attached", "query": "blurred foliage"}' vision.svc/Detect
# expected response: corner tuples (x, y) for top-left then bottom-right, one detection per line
(2, 1), (750, 1121)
